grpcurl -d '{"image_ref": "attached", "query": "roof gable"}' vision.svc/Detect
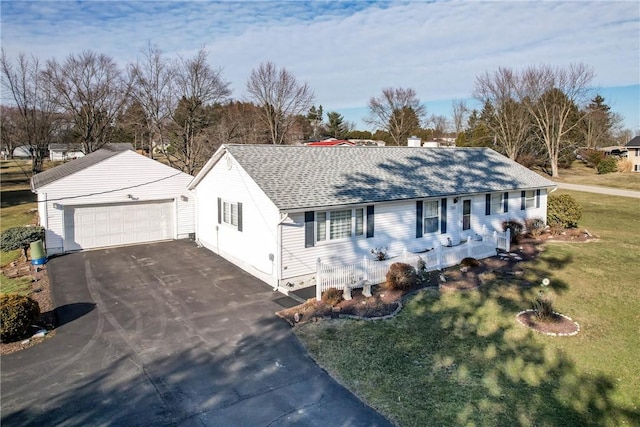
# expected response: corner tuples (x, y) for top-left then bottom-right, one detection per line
(32, 144), (134, 190)
(626, 136), (640, 147)
(191, 145), (556, 211)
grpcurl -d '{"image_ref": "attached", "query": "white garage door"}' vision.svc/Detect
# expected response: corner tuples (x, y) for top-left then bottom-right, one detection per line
(64, 200), (175, 251)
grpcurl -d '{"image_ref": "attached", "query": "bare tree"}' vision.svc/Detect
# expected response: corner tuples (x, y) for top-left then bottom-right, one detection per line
(366, 87), (426, 145)
(520, 63), (595, 177)
(43, 51), (133, 154)
(474, 67), (533, 160)
(451, 99), (468, 137)
(428, 114), (450, 139)
(0, 105), (21, 159)
(129, 43), (174, 158)
(211, 101), (266, 145)
(167, 49), (230, 174)
(1, 51), (56, 171)
(245, 62), (315, 145)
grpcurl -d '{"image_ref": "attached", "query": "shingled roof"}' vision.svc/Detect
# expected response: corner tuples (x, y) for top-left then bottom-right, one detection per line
(625, 136), (640, 147)
(31, 144), (133, 191)
(190, 145), (556, 211)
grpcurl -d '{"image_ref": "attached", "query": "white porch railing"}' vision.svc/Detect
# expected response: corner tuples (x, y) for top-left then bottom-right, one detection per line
(315, 227), (510, 301)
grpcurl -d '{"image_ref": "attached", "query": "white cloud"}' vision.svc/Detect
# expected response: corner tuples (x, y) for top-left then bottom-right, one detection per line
(1, 1), (638, 129)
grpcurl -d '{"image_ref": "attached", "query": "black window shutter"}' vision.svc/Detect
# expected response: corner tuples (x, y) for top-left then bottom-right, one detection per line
(521, 191), (526, 210)
(237, 202), (243, 232)
(504, 192), (509, 213)
(441, 198), (447, 234)
(536, 189), (541, 208)
(217, 198), (222, 224)
(485, 194), (491, 215)
(366, 205), (374, 238)
(416, 200), (423, 238)
(304, 211), (314, 248)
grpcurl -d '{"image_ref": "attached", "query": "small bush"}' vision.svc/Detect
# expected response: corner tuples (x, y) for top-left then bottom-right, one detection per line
(460, 257), (480, 268)
(597, 157), (618, 174)
(533, 292), (555, 322)
(583, 149), (605, 168)
(385, 262), (417, 290)
(1, 226), (45, 258)
(502, 220), (524, 243)
(547, 194), (582, 229)
(525, 217), (546, 238)
(370, 247), (388, 261)
(321, 288), (342, 306)
(0, 294), (40, 343)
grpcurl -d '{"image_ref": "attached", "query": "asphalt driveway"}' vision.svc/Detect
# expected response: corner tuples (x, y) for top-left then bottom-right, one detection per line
(1, 240), (392, 426)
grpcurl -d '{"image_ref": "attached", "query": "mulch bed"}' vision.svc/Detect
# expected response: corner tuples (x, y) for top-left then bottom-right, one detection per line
(516, 310), (580, 336)
(1, 257), (56, 355)
(278, 229), (596, 326)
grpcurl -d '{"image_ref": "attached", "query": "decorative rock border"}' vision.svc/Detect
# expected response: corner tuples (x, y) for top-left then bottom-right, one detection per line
(516, 309), (580, 337)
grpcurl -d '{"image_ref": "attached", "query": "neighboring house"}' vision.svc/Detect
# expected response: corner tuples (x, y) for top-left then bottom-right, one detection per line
(31, 143), (195, 255)
(49, 143), (85, 161)
(12, 145), (32, 158)
(188, 145), (556, 289)
(307, 139), (355, 146)
(625, 136), (640, 172)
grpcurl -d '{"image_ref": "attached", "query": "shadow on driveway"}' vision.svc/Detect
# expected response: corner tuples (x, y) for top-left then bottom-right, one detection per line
(1, 240), (392, 426)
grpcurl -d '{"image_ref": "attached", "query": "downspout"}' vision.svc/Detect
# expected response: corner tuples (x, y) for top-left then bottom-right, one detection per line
(275, 212), (289, 291)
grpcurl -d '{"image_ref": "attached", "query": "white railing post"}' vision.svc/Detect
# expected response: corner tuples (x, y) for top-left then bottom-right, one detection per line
(466, 236), (472, 257)
(482, 224), (487, 241)
(505, 229), (511, 251)
(436, 243), (443, 269)
(316, 258), (322, 301)
(402, 248), (408, 264)
(363, 256), (369, 282)
(493, 230), (498, 246)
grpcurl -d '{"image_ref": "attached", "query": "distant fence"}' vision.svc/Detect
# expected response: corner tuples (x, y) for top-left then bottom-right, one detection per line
(316, 228), (510, 301)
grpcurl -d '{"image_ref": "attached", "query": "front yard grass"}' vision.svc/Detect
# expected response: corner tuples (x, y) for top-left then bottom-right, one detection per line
(1, 159), (39, 294)
(551, 160), (640, 191)
(296, 191), (640, 426)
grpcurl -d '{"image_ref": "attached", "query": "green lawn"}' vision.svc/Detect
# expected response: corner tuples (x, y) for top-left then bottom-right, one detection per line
(1, 159), (38, 294)
(550, 161), (640, 191)
(296, 191), (640, 426)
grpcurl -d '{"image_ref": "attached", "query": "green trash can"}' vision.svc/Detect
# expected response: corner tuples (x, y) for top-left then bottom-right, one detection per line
(30, 240), (47, 265)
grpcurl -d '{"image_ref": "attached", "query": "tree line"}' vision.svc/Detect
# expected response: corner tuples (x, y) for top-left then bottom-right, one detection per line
(1, 45), (630, 177)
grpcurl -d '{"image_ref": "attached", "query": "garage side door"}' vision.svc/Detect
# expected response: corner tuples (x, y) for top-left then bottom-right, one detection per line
(64, 200), (175, 251)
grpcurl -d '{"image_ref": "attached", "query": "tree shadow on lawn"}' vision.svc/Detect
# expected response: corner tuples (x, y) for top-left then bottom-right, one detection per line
(300, 258), (639, 426)
(1, 189), (36, 208)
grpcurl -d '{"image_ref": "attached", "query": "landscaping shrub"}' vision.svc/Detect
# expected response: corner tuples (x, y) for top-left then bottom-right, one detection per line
(583, 149), (604, 168)
(385, 262), (417, 290)
(1, 226), (45, 259)
(617, 159), (632, 173)
(502, 220), (524, 243)
(460, 257), (480, 268)
(0, 294), (40, 343)
(525, 217), (546, 238)
(321, 288), (343, 306)
(533, 292), (555, 322)
(547, 194), (582, 228)
(596, 157), (618, 174)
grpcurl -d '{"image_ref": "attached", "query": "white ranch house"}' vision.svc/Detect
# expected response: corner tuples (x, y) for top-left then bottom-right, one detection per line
(189, 145), (556, 293)
(32, 144), (195, 255)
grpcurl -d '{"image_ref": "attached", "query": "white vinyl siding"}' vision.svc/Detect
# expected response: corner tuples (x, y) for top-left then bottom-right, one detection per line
(280, 190), (550, 283)
(35, 150), (195, 255)
(194, 152), (280, 287)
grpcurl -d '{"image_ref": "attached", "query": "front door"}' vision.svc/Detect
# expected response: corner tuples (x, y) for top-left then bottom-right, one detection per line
(462, 199), (471, 231)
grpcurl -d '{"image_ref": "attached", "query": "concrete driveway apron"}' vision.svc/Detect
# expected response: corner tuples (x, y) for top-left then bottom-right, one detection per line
(1, 240), (392, 427)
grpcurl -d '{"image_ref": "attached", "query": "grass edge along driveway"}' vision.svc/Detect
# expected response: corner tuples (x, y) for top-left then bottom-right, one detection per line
(295, 191), (640, 427)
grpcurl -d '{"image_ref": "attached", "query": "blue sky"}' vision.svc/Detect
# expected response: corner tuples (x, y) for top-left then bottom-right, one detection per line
(1, 1), (639, 133)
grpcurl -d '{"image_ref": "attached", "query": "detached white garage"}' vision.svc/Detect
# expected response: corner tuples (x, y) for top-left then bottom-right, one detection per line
(31, 144), (195, 255)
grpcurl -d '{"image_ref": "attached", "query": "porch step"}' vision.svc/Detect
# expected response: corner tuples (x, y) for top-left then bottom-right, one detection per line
(287, 286), (316, 304)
